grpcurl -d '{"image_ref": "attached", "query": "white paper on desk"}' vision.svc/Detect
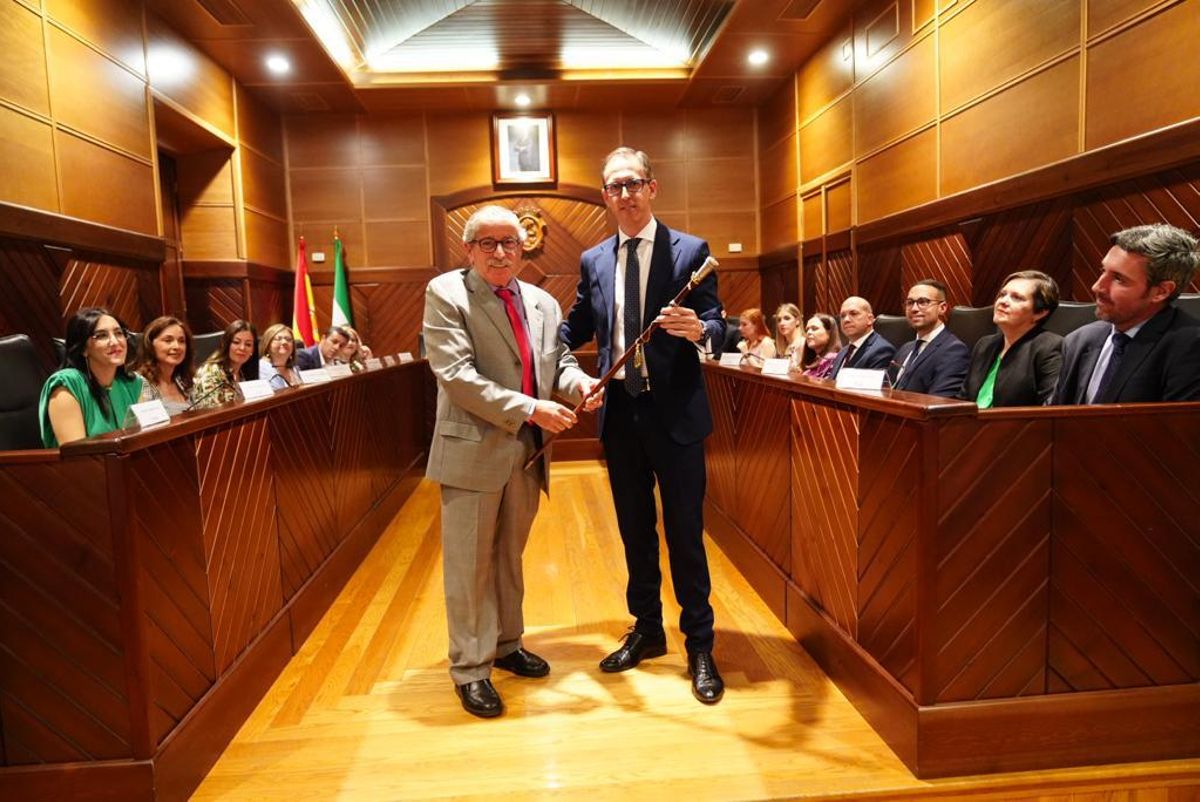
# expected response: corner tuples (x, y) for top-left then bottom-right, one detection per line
(365, 357), (383, 371)
(836, 367), (886, 391)
(381, 355), (395, 367)
(718, 352), (742, 367)
(761, 358), (791, 376)
(397, 352), (414, 363)
(238, 379), (274, 401)
(326, 363), (354, 379)
(299, 368), (332, 384)
(127, 399), (170, 429)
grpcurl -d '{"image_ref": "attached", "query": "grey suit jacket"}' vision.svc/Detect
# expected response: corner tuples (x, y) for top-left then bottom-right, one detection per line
(423, 268), (586, 493)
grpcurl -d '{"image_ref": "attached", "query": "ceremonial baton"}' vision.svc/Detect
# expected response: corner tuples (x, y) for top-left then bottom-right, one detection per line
(525, 255), (719, 470)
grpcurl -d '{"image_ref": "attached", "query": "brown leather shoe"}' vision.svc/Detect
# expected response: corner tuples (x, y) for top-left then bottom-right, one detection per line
(599, 629), (667, 673)
(493, 647), (550, 678)
(455, 679), (503, 718)
(688, 652), (724, 704)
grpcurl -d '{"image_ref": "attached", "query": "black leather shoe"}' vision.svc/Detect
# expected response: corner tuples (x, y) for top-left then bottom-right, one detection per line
(455, 679), (503, 718)
(599, 629), (667, 673)
(493, 647), (550, 678)
(688, 652), (724, 704)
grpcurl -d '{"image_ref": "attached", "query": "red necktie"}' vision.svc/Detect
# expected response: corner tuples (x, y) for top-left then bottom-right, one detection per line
(495, 287), (535, 397)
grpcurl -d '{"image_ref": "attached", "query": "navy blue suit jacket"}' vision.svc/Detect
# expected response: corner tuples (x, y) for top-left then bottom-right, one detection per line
(295, 343), (322, 371)
(830, 330), (896, 378)
(890, 329), (970, 397)
(560, 220), (723, 444)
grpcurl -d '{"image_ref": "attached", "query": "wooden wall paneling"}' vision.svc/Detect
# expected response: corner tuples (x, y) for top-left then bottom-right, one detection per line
(362, 165), (428, 222)
(360, 220), (429, 267)
(183, 278), (245, 333)
(180, 205), (239, 260)
(690, 211), (757, 259)
(425, 114), (492, 197)
(791, 399), (859, 636)
(759, 135), (798, 208)
(730, 381), (791, 573)
(685, 108), (756, 160)
(145, 14), (234, 138)
(0, 107), (58, 213)
(555, 111), (619, 188)
(797, 25), (854, 122)
(359, 113), (424, 167)
(966, 197), (1074, 306)
(933, 416), (1053, 702)
(802, 192), (823, 241)
(802, 251), (821, 316)
(855, 127), (937, 224)
(285, 114), (359, 169)
(360, 279), (430, 356)
(856, 244), (902, 315)
(247, 275), (288, 330)
(826, 179), (852, 234)
(825, 249), (856, 315)
(758, 78), (797, 153)
(856, 412), (919, 693)
(852, 0), (917, 85)
(1084, 0), (1200, 150)
(287, 167), (361, 224)
(196, 417), (284, 675)
(55, 131), (157, 235)
(244, 210), (289, 268)
(853, 33), (936, 158)
(718, 269), (761, 319)
(0, 0), (50, 116)
(0, 238), (64, 368)
(1049, 413), (1200, 692)
(331, 383), (375, 540)
(760, 195), (798, 254)
(1087, 0), (1164, 37)
(704, 371), (737, 518)
(799, 96), (853, 184)
(0, 456), (132, 763)
(46, 0), (146, 77)
(126, 439), (215, 746)
(900, 230), (972, 308)
(57, 254), (148, 329)
(234, 88), (283, 164)
(240, 147), (287, 220)
(760, 252), (799, 315)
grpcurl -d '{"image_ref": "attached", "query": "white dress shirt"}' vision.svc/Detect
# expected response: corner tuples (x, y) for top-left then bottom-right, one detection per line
(612, 218), (656, 380)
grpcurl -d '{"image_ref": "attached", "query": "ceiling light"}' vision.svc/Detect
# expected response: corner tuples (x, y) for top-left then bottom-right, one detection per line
(514, 93), (532, 108)
(748, 49), (770, 66)
(266, 54), (291, 75)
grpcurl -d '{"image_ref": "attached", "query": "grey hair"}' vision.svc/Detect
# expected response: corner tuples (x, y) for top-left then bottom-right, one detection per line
(601, 147), (654, 182)
(1110, 224), (1199, 301)
(462, 205), (525, 244)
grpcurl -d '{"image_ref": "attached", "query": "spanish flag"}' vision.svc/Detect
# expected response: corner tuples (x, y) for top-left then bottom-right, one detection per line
(292, 236), (318, 347)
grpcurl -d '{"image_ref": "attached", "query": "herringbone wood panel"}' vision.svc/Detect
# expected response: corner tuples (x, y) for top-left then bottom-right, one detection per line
(901, 232), (971, 309)
(58, 256), (147, 329)
(858, 245), (903, 316)
(1049, 414), (1200, 692)
(967, 198), (1074, 306)
(0, 238), (63, 369)
(730, 380), (790, 572)
(704, 371), (738, 517)
(249, 278), (288, 331)
(802, 252), (822, 315)
(826, 250), (855, 315)
(332, 383), (375, 540)
(721, 271), (761, 318)
(186, 280), (247, 333)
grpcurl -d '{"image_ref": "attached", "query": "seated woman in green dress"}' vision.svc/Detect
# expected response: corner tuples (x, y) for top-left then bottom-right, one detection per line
(190, 319), (257, 409)
(39, 307), (145, 448)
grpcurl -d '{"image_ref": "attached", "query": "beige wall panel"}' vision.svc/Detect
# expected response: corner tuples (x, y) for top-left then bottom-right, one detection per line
(798, 27), (854, 122)
(0, 106), (58, 211)
(826, 179), (853, 233)
(557, 111), (620, 188)
(688, 157), (757, 213)
(800, 96), (852, 184)
(241, 147), (287, 219)
(236, 89), (284, 163)
(853, 0), (915, 83)
(655, 211), (689, 233)
(802, 192), (823, 240)
(914, 0), (937, 29)
(620, 113), (687, 160)
(1085, 1), (1200, 149)
(359, 113), (425, 166)
(366, 220), (432, 267)
(940, 0), (1080, 113)
(855, 127), (937, 223)
(689, 211), (756, 257)
(362, 165), (429, 221)
(647, 159), (686, 212)
(146, 15), (234, 137)
(854, 33), (936, 157)
(56, 130), (155, 233)
(180, 204), (238, 259)
(0, 0), (50, 115)
(48, 26), (150, 158)
(942, 58), (1080, 196)
(47, 0), (145, 76)
(290, 167), (362, 222)
(685, 108), (755, 160)
(760, 133), (798, 206)
(244, 209), (289, 268)
(286, 114), (359, 168)
(298, 223), (365, 270)
(426, 114), (490, 196)
(759, 79), (797, 148)
(1088, 0), (1161, 36)
(761, 195), (798, 253)
(178, 150), (234, 205)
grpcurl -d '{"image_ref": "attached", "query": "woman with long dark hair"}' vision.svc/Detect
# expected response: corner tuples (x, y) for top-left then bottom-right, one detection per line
(38, 307), (145, 447)
(800, 313), (843, 379)
(190, 319), (257, 409)
(129, 315), (194, 415)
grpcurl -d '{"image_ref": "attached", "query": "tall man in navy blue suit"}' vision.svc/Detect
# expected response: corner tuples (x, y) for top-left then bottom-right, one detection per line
(560, 147), (727, 703)
(889, 279), (969, 397)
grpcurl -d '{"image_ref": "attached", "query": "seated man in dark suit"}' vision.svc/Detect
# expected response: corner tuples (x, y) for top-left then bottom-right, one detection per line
(889, 279), (969, 397)
(829, 296), (896, 378)
(1052, 223), (1200, 404)
(295, 325), (350, 370)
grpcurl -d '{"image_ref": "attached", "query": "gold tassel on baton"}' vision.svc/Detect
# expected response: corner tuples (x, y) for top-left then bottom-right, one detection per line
(525, 255), (720, 470)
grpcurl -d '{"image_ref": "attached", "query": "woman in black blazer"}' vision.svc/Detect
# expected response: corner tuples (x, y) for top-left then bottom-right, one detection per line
(962, 270), (1064, 407)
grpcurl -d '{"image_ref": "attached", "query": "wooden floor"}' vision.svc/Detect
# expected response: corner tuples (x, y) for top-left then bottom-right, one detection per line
(192, 461), (1199, 801)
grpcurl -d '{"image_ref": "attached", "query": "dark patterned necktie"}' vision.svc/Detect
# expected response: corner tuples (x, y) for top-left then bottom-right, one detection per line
(1092, 331), (1131, 403)
(624, 238), (643, 396)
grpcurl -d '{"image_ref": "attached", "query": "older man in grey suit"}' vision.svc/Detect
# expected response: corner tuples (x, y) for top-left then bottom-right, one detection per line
(424, 205), (599, 718)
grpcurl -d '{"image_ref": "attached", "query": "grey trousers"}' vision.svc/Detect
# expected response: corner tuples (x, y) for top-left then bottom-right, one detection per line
(440, 428), (540, 684)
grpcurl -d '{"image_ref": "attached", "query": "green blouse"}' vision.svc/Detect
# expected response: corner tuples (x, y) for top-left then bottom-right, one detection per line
(38, 368), (144, 448)
(975, 352), (1003, 410)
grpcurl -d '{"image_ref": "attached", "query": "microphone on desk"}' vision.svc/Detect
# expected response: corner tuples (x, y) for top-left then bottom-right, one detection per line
(740, 351), (765, 366)
(185, 375), (237, 410)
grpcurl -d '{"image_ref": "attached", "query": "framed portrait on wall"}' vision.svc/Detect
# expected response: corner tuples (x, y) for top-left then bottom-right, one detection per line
(492, 113), (556, 186)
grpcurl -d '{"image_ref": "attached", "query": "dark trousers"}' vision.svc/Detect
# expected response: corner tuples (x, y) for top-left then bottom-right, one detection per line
(601, 382), (715, 654)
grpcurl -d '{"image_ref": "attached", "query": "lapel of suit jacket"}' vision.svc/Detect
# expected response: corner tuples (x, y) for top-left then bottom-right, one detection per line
(1073, 325), (1108, 403)
(464, 268), (521, 362)
(903, 330), (942, 383)
(520, 280), (547, 396)
(644, 219), (674, 321)
(1102, 305), (1174, 401)
(597, 236), (618, 335)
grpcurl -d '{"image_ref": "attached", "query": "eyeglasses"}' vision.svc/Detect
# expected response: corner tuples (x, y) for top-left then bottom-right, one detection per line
(603, 178), (649, 197)
(90, 328), (127, 344)
(471, 237), (522, 253)
(271, 332), (294, 343)
(904, 297), (942, 309)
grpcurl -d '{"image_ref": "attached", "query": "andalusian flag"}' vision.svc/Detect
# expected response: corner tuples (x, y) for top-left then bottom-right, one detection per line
(292, 236), (318, 347)
(331, 229), (353, 327)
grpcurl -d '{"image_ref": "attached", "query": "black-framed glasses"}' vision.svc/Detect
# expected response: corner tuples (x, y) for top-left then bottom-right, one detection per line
(603, 178), (649, 197)
(89, 328), (127, 343)
(472, 237), (522, 253)
(904, 297), (942, 309)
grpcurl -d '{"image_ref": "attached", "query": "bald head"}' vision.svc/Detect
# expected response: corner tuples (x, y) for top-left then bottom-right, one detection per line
(839, 296), (876, 341)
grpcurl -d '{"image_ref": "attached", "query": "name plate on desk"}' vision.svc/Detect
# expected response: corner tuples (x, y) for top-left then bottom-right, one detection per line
(326, 364), (354, 379)
(365, 357), (383, 371)
(836, 367), (886, 391)
(238, 379), (274, 401)
(761, 358), (791, 376)
(718, 352), (742, 367)
(126, 400), (170, 429)
(299, 368), (332, 384)
(397, 352), (414, 363)
(381, 355), (395, 367)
